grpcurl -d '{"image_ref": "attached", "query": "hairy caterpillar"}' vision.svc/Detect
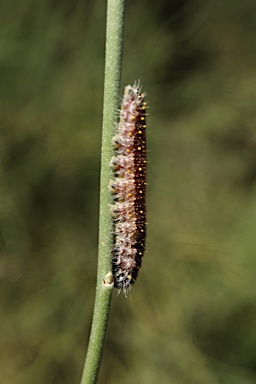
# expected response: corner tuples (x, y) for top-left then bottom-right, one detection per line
(110, 82), (147, 293)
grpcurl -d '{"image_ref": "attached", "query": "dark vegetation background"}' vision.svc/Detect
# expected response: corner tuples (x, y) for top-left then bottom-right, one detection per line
(1, 0), (256, 383)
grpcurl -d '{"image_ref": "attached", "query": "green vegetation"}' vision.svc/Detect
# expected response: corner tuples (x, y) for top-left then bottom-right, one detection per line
(1, 0), (256, 383)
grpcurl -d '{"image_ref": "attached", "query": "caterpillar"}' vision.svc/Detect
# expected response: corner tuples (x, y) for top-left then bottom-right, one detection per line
(110, 82), (147, 294)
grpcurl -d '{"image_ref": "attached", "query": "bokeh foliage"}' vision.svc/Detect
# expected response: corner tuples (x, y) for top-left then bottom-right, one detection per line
(1, 0), (256, 383)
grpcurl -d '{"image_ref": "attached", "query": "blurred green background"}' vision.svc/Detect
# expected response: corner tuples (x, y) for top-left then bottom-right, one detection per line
(1, 0), (256, 383)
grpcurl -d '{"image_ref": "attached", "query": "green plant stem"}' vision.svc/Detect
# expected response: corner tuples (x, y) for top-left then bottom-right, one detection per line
(80, 1), (125, 383)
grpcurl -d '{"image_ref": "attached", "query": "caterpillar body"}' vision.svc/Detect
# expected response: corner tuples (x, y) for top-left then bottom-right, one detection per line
(110, 82), (147, 293)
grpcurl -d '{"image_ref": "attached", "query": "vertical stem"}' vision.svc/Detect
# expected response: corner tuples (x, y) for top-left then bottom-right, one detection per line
(80, 1), (125, 383)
